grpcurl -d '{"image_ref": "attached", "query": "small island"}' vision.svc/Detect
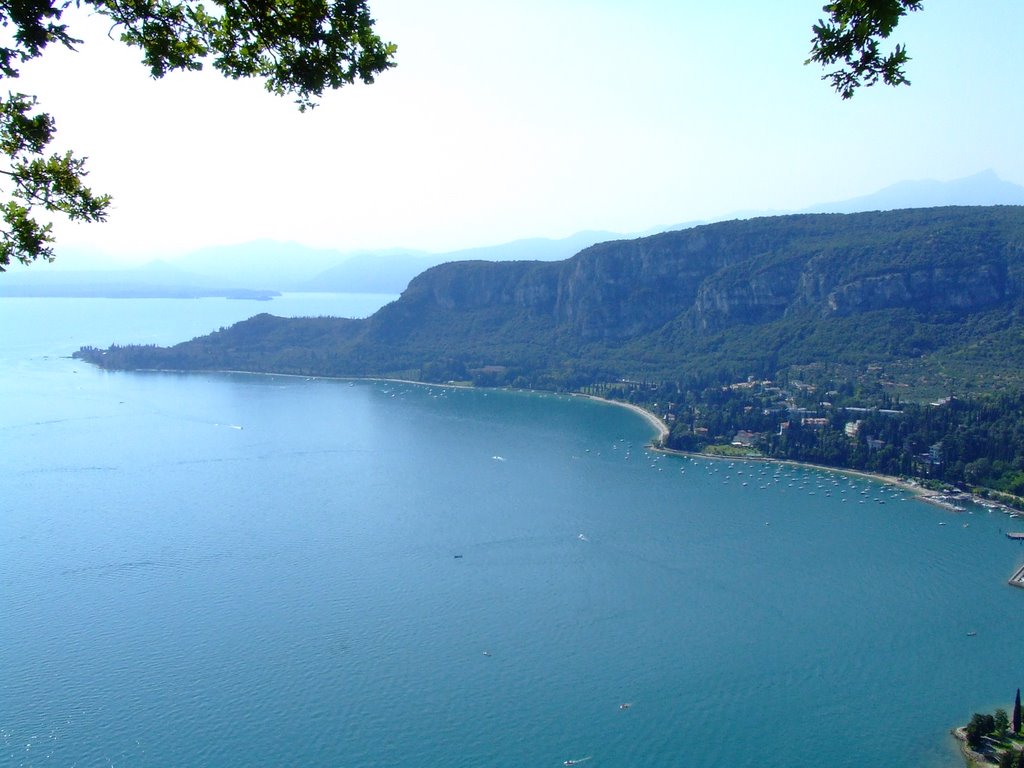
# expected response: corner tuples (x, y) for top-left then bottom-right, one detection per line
(954, 689), (1024, 767)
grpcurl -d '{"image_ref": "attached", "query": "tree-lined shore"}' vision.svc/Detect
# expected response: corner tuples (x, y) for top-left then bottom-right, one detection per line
(617, 378), (1024, 512)
(954, 690), (1023, 767)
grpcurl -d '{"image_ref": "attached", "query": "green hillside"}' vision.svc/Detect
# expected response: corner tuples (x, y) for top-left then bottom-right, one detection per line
(76, 206), (1024, 397)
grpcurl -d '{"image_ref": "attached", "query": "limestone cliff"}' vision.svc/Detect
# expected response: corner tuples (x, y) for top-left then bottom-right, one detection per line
(75, 206), (1024, 389)
(389, 207), (1023, 337)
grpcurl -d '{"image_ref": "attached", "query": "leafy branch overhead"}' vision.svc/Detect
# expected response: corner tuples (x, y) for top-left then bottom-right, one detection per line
(101, 0), (396, 109)
(1, 0), (926, 270)
(0, 0), (396, 269)
(808, 0), (923, 99)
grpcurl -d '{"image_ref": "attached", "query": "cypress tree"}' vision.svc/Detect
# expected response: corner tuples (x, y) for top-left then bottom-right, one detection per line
(1013, 688), (1021, 735)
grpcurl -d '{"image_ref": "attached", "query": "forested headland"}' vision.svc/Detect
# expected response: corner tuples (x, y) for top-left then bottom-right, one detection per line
(74, 206), (1024, 506)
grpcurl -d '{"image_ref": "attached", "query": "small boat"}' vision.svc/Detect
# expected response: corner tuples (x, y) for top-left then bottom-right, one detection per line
(967, 631), (977, 637)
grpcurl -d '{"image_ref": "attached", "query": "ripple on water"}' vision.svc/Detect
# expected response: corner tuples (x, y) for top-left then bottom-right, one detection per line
(2, 378), (1020, 768)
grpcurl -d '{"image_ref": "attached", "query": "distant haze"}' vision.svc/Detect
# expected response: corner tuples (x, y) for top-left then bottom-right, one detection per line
(4, 172), (1024, 297)
(800, 170), (1024, 214)
(11, 2), (1024, 261)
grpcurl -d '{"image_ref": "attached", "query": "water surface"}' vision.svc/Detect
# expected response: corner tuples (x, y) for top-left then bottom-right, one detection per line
(2, 296), (1021, 767)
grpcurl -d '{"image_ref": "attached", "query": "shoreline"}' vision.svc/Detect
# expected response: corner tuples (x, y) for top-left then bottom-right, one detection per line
(69, 361), (1024, 766)
(94, 366), (1022, 521)
(951, 727), (989, 768)
(578, 391), (948, 504)
(951, 725), (1024, 767)
(600, 396), (1023, 518)
(571, 393), (671, 443)
(650, 441), (988, 512)
(127, 367), (676, 438)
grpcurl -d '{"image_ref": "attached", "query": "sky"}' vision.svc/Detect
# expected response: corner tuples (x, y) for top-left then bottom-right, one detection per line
(13, 0), (1024, 265)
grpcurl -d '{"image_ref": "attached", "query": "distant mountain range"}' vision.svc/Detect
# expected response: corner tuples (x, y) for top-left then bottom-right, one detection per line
(799, 170), (1024, 214)
(75, 206), (1024, 397)
(6, 170), (1024, 298)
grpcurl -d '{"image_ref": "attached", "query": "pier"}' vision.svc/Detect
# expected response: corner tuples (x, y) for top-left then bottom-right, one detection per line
(1010, 563), (1024, 589)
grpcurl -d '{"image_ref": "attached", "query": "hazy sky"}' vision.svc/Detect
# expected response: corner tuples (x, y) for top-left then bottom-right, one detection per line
(16, 0), (1024, 264)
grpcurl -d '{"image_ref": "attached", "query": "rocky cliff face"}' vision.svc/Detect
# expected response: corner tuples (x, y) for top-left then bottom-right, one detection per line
(690, 256), (807, 331)
(823, 263), (1007, 316)
(76, 206), (1024, 383)
(551, 234), (745, 339)
(392, 207), (1024, 340)
(403, 260), (544, 310)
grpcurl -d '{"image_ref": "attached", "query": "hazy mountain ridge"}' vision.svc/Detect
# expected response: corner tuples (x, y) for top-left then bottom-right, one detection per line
(296, 231), (619, 293)
(0, 260), (280, 298)
(76, 206), (1024, 394)
(800, 170), (1024, 214)
(9, 171), (1024, 297)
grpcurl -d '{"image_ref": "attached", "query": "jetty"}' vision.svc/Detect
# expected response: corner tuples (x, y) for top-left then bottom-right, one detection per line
(1010, 563), (1024, 589)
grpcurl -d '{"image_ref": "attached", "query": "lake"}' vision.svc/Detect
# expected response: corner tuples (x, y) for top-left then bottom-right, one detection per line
(2, 295), (1021, 767)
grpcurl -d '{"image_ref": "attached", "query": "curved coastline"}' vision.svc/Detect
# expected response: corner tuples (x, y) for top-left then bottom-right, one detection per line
(651, 439), (967, 510)
(951, 727), (990, 768)
(650, 434), (1024, 525)
(609, 397), (1024, 595)
(70, 362), (1022, 767)
(597, 396), (1022, 518)
(579, 394), (944, 503)
(98, 366), (1019, 521)
(572, 393), (670, 444)
(133, 367), (675, 439)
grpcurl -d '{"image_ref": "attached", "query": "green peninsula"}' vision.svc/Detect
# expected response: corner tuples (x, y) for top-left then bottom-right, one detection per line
(74, 206), (1024, 506)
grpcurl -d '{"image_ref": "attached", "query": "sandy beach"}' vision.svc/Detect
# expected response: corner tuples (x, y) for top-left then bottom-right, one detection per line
(573, 393), (670, 443)
(588, 395), (1024, 519)
(143, 369), (1021, 520)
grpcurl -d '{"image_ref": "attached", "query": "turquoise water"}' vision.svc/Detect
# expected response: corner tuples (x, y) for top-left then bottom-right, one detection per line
(2, 297), (1022, 767)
